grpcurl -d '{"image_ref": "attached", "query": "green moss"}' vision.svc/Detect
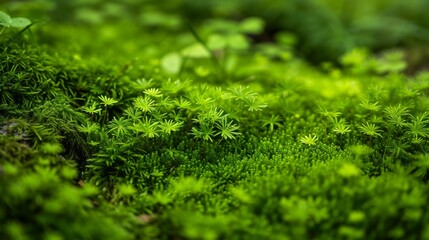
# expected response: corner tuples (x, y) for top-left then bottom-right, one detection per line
(1, 3), (429, 239)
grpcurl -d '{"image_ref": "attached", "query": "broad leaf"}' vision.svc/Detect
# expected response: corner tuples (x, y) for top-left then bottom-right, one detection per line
(239, 17), (265, 34)
(227, 34), (249, 50)
(0, 11), (12, 27)
(181, 43), (210, 58)
(161, 52), (182, 74)
(11, 17), (31, 28)
(207, 34), (227, 50)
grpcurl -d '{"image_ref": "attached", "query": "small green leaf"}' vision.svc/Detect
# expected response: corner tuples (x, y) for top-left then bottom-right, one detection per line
(300, 134), (318, 145)
(161, 52), (182, 74)
(0, 11), (12, 27)
(159, 119), (183, 134)
(245, 98), (267, 111)
(239, 17), (265, 34)
(11, 17), (31, 28)
(134, 96), (156, 112)
(359, 122), (382, 137)
(181, 43), (210, 58)
(144, 88), (163, 98)
(98, 95), (118, 106)
(227, 34), (249, 50)
(215, 117), (241, 140)
(207, 34), (227, 50)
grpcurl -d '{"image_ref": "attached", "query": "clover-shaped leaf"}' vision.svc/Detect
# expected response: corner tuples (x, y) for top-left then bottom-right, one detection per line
(0, 11), (31, 28)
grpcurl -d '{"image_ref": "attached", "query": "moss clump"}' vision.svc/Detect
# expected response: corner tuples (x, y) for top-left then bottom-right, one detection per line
(1, 3), (429, 240)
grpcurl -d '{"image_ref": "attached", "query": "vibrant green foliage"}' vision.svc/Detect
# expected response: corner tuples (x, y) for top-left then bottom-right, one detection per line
(1, 1), (429, 240)
(0, 10), (31, 33)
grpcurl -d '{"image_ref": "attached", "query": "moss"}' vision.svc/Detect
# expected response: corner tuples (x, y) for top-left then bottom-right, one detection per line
(1, 3), (429, 239)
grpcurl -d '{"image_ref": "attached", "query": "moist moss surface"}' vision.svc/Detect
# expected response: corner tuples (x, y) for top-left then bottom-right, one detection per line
(1, 2), (429, 240)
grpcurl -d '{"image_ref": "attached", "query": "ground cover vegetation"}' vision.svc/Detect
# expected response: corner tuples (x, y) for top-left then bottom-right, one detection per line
(1, 0), (429, 239)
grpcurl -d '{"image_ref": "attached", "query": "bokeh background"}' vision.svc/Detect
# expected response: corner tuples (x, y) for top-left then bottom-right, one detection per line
(2, 0), (429, 72)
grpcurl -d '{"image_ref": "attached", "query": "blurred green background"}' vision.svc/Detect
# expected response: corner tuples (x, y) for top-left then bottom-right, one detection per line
(3, 0), (429, 70)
